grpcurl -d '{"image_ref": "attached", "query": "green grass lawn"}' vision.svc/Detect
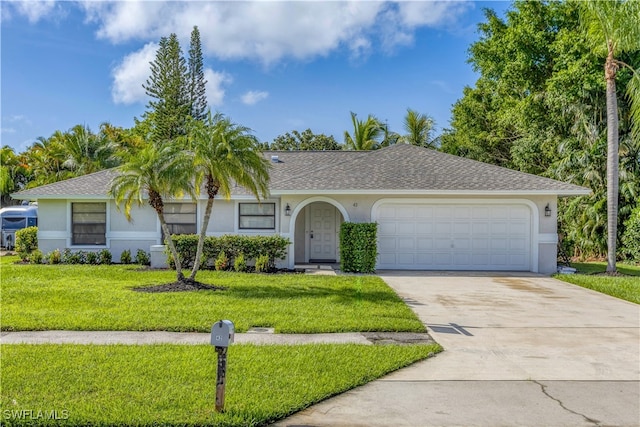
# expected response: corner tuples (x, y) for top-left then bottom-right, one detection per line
(0, 258), (425, 332)
(554, 262), (640, 304)
(0, 343), (441, 426)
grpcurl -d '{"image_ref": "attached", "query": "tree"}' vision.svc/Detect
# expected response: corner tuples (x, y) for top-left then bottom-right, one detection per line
(110, 141), (198, 283)
(187, 26), (208, 121)
(578, 0), (640, 273)
(185, 112), (270, 281)
(440, 0), (639, 260)
(344, 112), (384, 150)
(0, 146), (28, 206)
(269, 129), (341, 150)
(402, 108), (436, 148)
(143, 33), (189, 143)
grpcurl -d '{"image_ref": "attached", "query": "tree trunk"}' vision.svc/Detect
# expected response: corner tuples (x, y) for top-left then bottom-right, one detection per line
(159, 213), (185, 282)
(189, 175), (219, 281)
(189, 196), (214, 280)
(605, 49), (619, 273)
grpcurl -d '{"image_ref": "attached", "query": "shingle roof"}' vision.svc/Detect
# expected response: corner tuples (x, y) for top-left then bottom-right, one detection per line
(12, 144), (589, 199)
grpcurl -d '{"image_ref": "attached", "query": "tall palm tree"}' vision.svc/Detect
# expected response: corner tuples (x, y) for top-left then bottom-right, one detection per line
(185, 112), (270, 280)
(344, 112), (384, 150)
(109, 142), (198, 282)
(402, 108), (436, 148)
(579, 0), (640, 273)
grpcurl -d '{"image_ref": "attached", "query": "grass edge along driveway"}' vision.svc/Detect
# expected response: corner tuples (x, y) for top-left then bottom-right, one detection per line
(554, 262), (640, 304)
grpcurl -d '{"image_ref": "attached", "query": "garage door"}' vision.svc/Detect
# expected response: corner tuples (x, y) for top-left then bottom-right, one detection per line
(375, 202), (531, 271)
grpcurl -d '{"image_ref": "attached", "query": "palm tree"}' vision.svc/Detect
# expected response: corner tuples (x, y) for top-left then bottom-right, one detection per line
(344, 112), (384, 150)
(578, 0), (640, 273)
(402, 108), (436, 148)
(185, 112), (270, 280)
(109, 142), (198, 282)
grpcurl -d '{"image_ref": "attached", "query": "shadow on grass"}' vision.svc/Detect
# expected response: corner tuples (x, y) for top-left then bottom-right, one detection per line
(227, 284), (402, 304)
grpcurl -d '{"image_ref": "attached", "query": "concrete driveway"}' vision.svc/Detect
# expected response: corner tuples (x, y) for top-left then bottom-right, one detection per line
(276, 272), (640, 427)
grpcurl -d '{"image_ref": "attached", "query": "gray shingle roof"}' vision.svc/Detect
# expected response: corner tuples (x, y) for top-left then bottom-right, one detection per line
(12, 144), (589, 199)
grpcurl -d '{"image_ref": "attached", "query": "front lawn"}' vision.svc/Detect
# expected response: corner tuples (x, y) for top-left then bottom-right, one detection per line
(0, 343), (441, 426)
(1, 261), (425, 333)
(554, 262), (640, 304)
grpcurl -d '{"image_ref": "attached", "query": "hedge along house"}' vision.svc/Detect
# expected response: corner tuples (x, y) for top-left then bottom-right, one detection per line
(12, 144), (589, 273)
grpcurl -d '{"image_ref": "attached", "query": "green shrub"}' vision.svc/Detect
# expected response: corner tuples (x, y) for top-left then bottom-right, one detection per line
(169, 234), (290, 271)
(622, 205), (640, 262)
(339, 222), (378, 273)
(86, 251), (99, 265)
(120, 249), (132, 264)
(215, 251), (229, 271)
(15, 226), (38, 261)
(47, 249), (61, 265)
(234, 253), (247, 272)
(135, 249), (150, 266)
(98, 249), (112, 265)
(62, 249), (83, 265)
(29, 249), (43, 264)
(255, 254), (270, 273)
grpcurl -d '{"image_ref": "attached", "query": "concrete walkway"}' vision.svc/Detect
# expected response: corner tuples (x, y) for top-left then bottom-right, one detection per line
(0, 330), (433, 346)
(275, 272), (640, 427)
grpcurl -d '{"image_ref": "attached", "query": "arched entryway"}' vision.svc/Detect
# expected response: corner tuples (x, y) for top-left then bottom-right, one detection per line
(289, 197), (348, 265)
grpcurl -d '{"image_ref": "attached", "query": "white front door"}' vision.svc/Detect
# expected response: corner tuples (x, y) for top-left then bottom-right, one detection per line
(308, 203), (337, 262)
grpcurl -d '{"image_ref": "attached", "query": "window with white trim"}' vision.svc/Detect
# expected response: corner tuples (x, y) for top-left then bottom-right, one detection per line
(239, 203), (275, 230)
(72, 202), (106, 245)
(164, 203), (197, 236)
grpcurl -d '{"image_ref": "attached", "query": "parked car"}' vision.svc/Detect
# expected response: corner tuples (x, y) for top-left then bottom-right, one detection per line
(1, 203), (38, 250)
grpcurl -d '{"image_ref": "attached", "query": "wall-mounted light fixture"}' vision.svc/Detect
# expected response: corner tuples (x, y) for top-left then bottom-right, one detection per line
(285, 203), (291, 216)
(545, 203), (552, 217)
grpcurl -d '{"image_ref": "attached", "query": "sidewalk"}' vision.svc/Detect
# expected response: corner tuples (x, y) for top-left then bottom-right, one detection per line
(0, 330), (433, 346)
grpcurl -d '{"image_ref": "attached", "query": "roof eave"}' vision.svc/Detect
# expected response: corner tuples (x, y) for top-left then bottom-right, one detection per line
(271, 189), (592, 196)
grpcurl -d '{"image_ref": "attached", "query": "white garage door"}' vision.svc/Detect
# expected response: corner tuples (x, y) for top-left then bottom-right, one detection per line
(375, 202), (531, 271)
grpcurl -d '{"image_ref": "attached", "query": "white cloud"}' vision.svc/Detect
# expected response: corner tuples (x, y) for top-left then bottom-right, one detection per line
(111, 42), (158, 104)
(78, 1), (471, 65)
(7, 0), (57, 23)
(204, 68), (232, 107)
(241, 90), (269, 106)
(1, 128), (17, 134)
(397, 1), (471, 28)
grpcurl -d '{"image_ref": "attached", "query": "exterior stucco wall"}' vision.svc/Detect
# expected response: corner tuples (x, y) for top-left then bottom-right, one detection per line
(110, 202), (157, 232)
(37, 200), (67, 231)
(34, 193), (559, 273)
(280, 194), (558, 274)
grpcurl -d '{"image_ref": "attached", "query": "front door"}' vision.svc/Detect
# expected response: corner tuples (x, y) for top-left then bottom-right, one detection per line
(308, 203), (337, 262)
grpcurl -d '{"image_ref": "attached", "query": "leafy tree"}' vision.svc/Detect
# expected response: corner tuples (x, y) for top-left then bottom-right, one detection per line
(187, 26), (208, 121)
(402, 108), (436, 148)
(185, 112), (270, 280)
(344, 112), (384, 150)
(577, 0), (640, 272)
(59, 124), (119, 175)
(0, 146), (28, 205)
(109, 142), (198, 283)
(269, 129), (341, 150)
(143, 33), (189, 143)
(440, 0), (639, 260)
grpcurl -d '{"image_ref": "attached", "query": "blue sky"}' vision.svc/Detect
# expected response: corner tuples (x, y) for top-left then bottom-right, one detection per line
(1, 1), (510, 153)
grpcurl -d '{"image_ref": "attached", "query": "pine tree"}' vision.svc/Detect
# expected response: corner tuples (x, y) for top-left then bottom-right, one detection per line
(143, 33), (189, 143)
(187, 26), (208, 121)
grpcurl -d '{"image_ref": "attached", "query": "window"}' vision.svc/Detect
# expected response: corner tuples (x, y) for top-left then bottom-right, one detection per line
(239, 203), (275, 230)
(164, 203), (197, 236)
(72, 203), (106, 245)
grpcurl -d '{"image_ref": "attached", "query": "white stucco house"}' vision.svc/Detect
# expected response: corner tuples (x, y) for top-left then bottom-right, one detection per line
(12, 144), (589, 273)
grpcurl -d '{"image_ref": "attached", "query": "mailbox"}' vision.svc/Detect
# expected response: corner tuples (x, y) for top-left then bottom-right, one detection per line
(211, 320), (235, 347)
